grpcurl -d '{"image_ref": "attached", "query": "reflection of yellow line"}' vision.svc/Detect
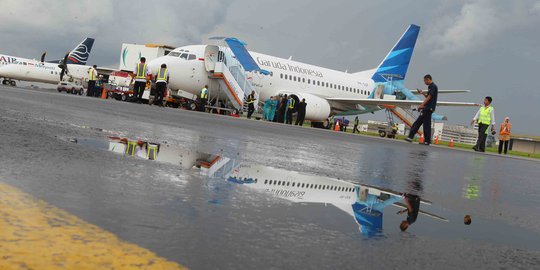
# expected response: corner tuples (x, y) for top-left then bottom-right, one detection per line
(0, 183), (186, 270)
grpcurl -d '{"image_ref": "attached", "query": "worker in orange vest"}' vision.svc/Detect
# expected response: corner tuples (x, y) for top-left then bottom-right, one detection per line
(498, 117), (512, 155)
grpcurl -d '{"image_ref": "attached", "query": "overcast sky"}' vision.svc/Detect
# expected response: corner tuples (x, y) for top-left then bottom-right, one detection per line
(1, 0), (539, 134)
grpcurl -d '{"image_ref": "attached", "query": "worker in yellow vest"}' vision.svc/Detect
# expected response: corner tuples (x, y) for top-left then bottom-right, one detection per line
(285, 96), (295, 124)
(247, 91), (256, 119)
(154, 64), (169, 107)
(87, 65), (98, 97)
(471, 96), (495, 152)
(199, 85), (209, 112)
(131, 57), (151, 104)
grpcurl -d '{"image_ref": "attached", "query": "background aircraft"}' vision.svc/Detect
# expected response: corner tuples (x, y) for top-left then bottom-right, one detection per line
(0, 38), (94, 86)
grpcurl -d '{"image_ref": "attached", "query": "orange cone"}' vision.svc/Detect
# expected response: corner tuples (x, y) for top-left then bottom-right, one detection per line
(101, 87), (107, 99)
(334, 122), (340, 132)
(449, 138), (455, 148)
(435, 135), (439, 145)
(419, 134), (425, 143)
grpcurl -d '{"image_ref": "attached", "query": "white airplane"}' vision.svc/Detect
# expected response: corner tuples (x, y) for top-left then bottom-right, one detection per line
(0, 38), (95, 86)
(148, 24), (478, 124)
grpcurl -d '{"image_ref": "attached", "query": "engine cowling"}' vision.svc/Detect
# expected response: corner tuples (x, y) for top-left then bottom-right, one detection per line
(282, 92), (331, 121)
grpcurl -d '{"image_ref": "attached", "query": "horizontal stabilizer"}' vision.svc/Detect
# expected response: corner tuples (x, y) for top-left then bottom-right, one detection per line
(392, 202), (449, 222)
(327, 97), (480, 108)
(415, 89), (471, 95)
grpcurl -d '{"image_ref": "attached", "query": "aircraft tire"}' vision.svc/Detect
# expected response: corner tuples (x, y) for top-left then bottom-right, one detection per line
(9, 80), (16, 87)
(2, 80), (8, 85)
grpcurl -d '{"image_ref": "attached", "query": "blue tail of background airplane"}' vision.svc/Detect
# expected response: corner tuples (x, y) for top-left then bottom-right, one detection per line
(67, 38), (94, 65)
(371, 24), (420, 83)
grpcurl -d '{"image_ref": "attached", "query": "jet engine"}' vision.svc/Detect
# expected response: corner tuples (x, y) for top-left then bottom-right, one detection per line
(283, 92), (332, 122)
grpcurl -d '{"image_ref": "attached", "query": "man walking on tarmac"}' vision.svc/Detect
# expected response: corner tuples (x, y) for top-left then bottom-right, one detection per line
(295, 98), (307, 126)
(132, 57), (151, 104)
(405, 74), (438, 145)
(247, 90), (256, 119)
(286, 96), (295, 124)
(353, 116), (360, 133)
(471, 96), (495, 152)
(87, 65), (98, 97)
(154, 64), (169, 107)
(199, 85), (208, 112)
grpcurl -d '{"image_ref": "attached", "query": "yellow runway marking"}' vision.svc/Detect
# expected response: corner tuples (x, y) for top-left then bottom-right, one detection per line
(0, 183), (186, 270)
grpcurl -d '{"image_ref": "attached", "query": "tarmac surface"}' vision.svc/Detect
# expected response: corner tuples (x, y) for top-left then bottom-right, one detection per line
(1, 85), (540, 269)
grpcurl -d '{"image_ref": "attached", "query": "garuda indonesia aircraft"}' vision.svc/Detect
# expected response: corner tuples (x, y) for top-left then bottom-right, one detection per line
(148, 24), (478, 124)
(0, 38), (95, 86)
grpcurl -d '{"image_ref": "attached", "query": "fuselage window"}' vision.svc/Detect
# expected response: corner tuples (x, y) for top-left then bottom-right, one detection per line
(317, 81), (320, 86)
(325, 82), (329, 87)
(308, 79), (311, 84)
(322, 185), (325, 190)
(287, 182), (290, 186)
(285, 74), (288, 80)
(310, 184), (313, 189)
(264, 180), (268, 184)
(280, 73), (283, 79)
(292, 182), (296, 187)
(278, 181), (282, 185)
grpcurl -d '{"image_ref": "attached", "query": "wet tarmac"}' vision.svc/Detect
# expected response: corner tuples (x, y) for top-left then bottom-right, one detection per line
(1, 85), (540, 269)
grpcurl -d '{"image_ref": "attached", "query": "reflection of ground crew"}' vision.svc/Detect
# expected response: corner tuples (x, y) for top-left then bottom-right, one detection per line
(247, 91), (256, 119)
(132, 57), (151, 104)
(286, 96), (295, 124)
(87, 65), (98, 97)
(471, 96), (495, 152)
(199, 85), (208, 112)
(154, 64), (169, 107)
(295, 98), (307, 126)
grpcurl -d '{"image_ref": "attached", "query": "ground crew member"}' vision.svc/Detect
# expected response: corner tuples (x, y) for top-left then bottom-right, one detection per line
(199, 85), (208, 112)
(87, 65), (98, 97)
(405, 74), (438, 145)
(277, 95), (287, 123)
(132, 57), (151, 104)
(498, 117), (512, 155)
(295, 98), (307, 126)
(247, 91), (256, 119)
(286, 96), (295, 124)
(471, 96), (495, 152)
(353, 116), (360, 133)
(154, 64), (169, 107)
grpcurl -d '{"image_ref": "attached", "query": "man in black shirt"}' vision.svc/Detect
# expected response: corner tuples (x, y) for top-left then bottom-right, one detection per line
(405, 74), (438, 145)
(295, 98), (307, 126)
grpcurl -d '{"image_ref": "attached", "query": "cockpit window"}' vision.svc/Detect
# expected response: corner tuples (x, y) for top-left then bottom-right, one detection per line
(168, 52), (181, 57)
(179, 54), (188, 60)
(188, 54), (196, 60)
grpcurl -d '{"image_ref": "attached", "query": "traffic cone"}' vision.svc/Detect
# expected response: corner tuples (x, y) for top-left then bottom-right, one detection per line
(334, 122), (340, 132)
(449, 138), (455, 148)
(101, 87), (107, 99)
(419, 134), (425, 143)
(435, 135), (439, 145)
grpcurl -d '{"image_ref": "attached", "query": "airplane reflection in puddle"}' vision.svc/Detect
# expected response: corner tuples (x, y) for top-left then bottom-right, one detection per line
(71, 136), (448, 236)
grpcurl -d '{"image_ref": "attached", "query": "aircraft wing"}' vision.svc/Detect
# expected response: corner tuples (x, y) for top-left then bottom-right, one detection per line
(327, 98), (480, 108)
